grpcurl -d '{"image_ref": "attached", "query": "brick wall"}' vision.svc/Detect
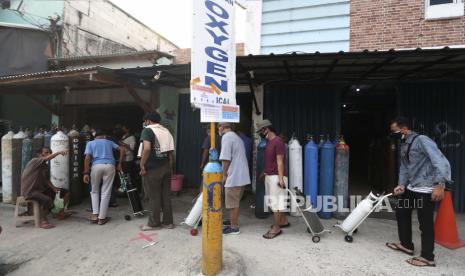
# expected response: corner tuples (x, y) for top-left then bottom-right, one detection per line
(350, 0), (465, 51)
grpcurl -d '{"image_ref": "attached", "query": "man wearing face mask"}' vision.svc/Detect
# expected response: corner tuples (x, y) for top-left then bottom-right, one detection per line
(139, 112), (175, 230)
(218, 123), (250, 235)
(386, 116), (451, 267)
(256, 119), (289, 239)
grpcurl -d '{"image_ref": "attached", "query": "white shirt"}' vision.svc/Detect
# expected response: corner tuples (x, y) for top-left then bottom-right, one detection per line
(121, 135), (136, 162)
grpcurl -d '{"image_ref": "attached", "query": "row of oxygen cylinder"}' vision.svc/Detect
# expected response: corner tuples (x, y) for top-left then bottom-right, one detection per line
(1, 128), (91, 205)
(257, 135), (349, 219)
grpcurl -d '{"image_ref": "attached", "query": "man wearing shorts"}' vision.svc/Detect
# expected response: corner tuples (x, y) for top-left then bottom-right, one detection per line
(256, 119), (289, 239)
(219, 123), (250, 235)
(21, 148), (69, 229)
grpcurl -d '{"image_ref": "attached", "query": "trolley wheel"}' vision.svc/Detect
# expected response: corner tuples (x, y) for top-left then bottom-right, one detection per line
(353, 228), (358, 234)
(312, 236), (320, 243)
(124, 215), (132, 221)
(190, 228), (199, 236)
(344, 235), (353, 243)
(307, 228), (312, 234)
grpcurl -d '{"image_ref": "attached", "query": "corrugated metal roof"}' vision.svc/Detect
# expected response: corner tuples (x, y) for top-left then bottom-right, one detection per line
(51, 50), (173, 62)
(3, 47), (465, 89)
(0, 67), (100, 81)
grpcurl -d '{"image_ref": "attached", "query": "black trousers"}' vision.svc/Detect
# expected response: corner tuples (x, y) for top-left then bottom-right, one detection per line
(396, 189), (435, 261)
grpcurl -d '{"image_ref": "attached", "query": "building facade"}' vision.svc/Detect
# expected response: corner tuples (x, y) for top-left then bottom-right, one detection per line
(0, 0), (179, 129)
(351, 0), (465, 51)
(259, 0), (350, 54)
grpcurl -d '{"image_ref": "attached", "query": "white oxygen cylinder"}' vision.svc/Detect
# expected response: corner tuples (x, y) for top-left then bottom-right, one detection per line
(340, 192), (378, 232)
(50, 131), (70, 189)
(12, 131), (27, 203)
(289, 137), (303, 216)
(184, 193), (203, 227)
(1, 131), (14, 203)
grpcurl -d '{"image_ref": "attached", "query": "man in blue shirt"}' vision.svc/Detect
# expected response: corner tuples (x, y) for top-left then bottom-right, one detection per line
(83, 130), (124, 225)
(386, 117), (451, 267)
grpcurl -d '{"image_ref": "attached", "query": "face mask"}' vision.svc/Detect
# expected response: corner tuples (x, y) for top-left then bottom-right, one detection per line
(259, 130), (267, 139)
(390, 131), (402, 139)
(218, 130), (223, 137)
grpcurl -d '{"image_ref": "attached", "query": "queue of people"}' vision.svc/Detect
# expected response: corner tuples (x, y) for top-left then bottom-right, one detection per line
(17, 114), (452, 268)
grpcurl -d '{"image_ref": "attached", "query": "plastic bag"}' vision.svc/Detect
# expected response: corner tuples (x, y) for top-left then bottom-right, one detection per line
(51, 191), (64, 214)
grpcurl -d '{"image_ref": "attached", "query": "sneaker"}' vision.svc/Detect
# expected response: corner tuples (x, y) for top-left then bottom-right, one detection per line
(223, 226), (240, 235)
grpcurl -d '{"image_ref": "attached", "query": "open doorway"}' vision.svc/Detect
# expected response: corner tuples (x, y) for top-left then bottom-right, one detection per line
(341, 85), (398, 196)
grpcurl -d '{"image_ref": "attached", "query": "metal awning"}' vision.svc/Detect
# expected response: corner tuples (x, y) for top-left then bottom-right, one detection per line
(2, 47), (465, 92)
(0, 67), (124, 94)
(236, 47), (465, 85)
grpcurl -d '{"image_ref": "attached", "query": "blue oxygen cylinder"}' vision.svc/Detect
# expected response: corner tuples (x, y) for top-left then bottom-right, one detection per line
(21, 137), (33, 173)
(319, 137), (335, 219)
(304, 136), (318, 209)
(318, 135), (325, 148)
(255, 138), (269, 219)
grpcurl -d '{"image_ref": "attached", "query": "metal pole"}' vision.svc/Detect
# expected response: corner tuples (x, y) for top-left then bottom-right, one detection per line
(202, 122), (223, 275)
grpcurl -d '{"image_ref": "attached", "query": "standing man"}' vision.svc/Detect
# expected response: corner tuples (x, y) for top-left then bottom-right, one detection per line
(256, 119), (289, 239)
(386, 117), (451, 267)
(218, 123), (250, 235)
(120, 125), (136, 177)
(83, 130), (124, 225)
(139, 112), (175, 230)
(21, 148), (69, 229)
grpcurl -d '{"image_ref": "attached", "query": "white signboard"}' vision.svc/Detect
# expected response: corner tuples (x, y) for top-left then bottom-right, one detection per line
(200, 104), (240, 123)
(191, 0), (237, 107)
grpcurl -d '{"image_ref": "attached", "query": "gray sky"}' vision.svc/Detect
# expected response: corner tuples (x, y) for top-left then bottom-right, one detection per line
(110, 0), (247, 48)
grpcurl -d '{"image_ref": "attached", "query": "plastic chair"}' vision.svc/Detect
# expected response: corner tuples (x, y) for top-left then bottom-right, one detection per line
(15, 196), (40, 227)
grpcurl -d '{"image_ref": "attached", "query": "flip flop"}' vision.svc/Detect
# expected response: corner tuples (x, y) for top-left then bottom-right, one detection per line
(406, 257), (436, 267)
(386, 242), (414, 256)
(270, 223), (291, 229)
(58, 212), (73, 220)
(263, 230), (282, 239)
(39, 222), (55, 229)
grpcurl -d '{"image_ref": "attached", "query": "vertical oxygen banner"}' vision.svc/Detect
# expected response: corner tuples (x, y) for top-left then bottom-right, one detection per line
(191, 0), (236, 107)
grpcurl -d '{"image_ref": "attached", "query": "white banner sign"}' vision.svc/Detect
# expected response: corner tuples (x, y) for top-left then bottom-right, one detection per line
(200, 104), (240, 123)
(191, 0), (236, 107)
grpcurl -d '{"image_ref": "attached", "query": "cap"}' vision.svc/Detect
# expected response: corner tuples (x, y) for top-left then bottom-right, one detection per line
(255, 119), (272, 132)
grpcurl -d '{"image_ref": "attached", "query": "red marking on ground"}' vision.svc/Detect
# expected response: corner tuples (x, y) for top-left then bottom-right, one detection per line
(129, 232), (156, 242)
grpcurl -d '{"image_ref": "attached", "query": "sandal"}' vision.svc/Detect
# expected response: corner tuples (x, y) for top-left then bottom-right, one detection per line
(270, 223), (291, 229)
(39, 222), (55, 229)
(98, 217), (111, 225)
(406, 257), (436, 267)
(263, 230), (282, 239)
(140, 225), (161, 231)
(57, 212), (73, 220)
(386, 242), (414, 256)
